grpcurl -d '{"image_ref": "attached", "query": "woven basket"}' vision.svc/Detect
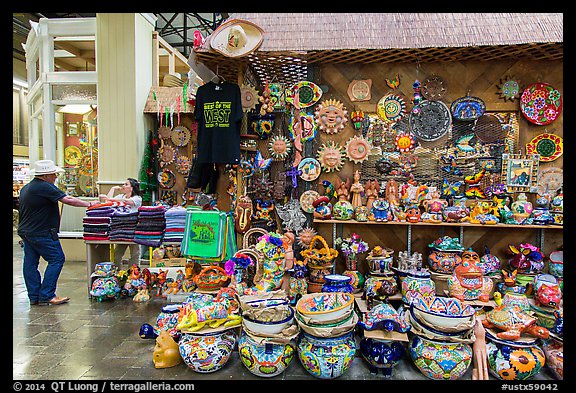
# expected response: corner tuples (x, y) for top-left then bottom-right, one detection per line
(300, 235), (338, 267)
(242, 227), (269, 249)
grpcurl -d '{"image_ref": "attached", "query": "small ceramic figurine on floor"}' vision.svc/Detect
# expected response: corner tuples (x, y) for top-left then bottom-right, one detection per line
(153, 331), (183, 369)
(350, 170), (364, 209)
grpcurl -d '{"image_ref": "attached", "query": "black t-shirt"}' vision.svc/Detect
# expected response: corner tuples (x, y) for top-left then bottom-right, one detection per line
(194, 81), (243, 164)
(17, 178), (66, 236)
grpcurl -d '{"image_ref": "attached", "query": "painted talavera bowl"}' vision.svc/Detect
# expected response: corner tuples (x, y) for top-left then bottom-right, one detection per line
(242, 306), (294, 335)
(411, 296), (475, 330)
(238, 332), (296, 377)
(409, 335), (472, 380)
(178, 330), (236, 373)
(296, 292), (354, 323)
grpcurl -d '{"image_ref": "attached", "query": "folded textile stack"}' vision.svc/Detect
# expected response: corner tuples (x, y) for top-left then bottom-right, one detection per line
(163, 206), (187, 243)
(109, 207), (139, 242)
(133, 205), (167, 247)
(83, 204), (116, 241)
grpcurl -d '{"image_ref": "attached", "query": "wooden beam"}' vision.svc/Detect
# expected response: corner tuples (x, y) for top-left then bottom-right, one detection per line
(54, 41), (96, 65)
(54, 58), (78, 71)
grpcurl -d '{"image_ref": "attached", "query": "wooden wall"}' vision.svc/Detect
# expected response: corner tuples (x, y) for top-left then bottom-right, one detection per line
(311, 59), (563, 274)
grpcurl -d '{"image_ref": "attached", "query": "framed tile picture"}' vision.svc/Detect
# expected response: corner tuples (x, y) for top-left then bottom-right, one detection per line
(501, 153), (540, 193)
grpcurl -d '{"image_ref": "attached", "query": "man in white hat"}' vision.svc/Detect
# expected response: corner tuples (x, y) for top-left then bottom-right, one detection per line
(18, 160), (99, 306)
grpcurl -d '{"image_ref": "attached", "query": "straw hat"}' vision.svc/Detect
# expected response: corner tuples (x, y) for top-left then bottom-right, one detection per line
(31, 159), (65, 176)
(209, 19), (264, 58)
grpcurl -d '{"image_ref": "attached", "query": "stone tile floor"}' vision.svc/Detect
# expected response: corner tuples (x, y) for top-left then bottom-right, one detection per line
(13, 231), (557, 381)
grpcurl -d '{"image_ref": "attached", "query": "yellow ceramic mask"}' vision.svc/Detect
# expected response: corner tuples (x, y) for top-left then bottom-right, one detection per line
(153, 331), (182, 369)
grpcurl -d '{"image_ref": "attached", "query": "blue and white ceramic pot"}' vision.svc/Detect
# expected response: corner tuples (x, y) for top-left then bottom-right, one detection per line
(322, 274), (354, 293)
(238, 332), (296, 377)
(297, 331), (356, 379)
(178, 329), (236, 373)
(360, 338), (404, 378)
(409, 334), (472, 380)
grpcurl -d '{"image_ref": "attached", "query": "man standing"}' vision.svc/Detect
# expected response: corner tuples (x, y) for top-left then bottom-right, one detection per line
(18, 160), (99, 305)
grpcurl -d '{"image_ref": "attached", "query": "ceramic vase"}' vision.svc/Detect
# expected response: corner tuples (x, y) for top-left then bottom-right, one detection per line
(322, 274), (354, 293)
(360, 338), (404, 378)
(297, 331), (356, 379)
(332, 200), (355, 221)
(178, 330), (236, 373)
(409, 335), (472, 380)
(397, 270), (435, 305)
(238, 332), (296, 378)
(366, 255), (394, 275)
(427, 250), (462, 274)
(308, 264), (333, 284)
(343, 255), (365, 293)
(548, 251), (563, 278)
(486, 340), (545, 380)
(542, 339), (563, 380)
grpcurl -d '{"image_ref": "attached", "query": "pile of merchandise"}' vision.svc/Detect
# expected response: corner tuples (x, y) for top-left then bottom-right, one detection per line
(133, 205), (166, 247)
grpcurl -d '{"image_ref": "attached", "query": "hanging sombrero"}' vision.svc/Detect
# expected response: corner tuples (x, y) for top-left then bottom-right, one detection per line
(526, 133), (563, 162)
(409, 100), (452, 141)
(171, 125), (191, 147)
(377, 94), (407, 123)
(451, 96), (486, 121)
(520, 82), (562, 125)
(285, 81), (323, 108)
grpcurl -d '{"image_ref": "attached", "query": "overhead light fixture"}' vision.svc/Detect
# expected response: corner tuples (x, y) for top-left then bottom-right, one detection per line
(57, 104), (93, 115)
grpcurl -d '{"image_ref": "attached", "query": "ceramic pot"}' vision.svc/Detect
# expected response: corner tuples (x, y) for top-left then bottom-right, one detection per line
(548, 251), (563, 278)
(479, 246), (501, 275)
(360, 338), (404, 378)
(364, 275), (398, 300)
(332, 200), (354, 221)
(238, 332), (296, 377)
(409, 335), (472, 380)
(366, 254), (394, 275)
(152, 304), (182, 339)
(397, 270), (436, 305)
(343, 255), (365, 293)
(297, 331), (356, 379)
(486, 339), (545, 380)
(542, 339), (563, 380)
(178, 330), (236, 373)
(306, 280), (324, 294)
(322, 274), (354, 293)
(427, 250), (462, 274)
(308, 264), (333, 284)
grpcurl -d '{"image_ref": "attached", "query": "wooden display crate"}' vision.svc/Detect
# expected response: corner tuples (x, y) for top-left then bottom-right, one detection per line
(150, 257), (188, 267)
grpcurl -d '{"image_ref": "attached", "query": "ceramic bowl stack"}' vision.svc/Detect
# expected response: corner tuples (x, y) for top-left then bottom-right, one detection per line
(238, 291), (299, 378)
(295, 292), (357, 379)
(407, 296), (476, 380)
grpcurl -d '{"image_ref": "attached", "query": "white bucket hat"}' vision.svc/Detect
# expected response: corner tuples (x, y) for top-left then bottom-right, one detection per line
(209, 19), (264, 58)
(30, 159), (65, 176)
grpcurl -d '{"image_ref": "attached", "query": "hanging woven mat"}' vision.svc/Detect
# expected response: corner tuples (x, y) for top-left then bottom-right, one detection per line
(300, 235), (339, 267)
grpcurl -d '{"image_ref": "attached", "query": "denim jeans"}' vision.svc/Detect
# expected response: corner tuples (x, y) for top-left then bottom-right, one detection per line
(20, 233), (66, 302)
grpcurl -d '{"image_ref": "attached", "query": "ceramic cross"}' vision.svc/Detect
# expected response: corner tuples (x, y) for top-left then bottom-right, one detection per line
(285, 166), (302, 188)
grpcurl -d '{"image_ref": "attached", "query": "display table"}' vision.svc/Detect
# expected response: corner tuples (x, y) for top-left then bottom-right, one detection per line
(84, 240), (134, 292)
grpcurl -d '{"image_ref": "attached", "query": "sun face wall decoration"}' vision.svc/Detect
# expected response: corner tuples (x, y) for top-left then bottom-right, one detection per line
(317, 141), (346, 172)
(268, 135), (292, 161)
(240, 84), (261, 112)
(345, 135), (372, 164)
(315, 99), (348, 134)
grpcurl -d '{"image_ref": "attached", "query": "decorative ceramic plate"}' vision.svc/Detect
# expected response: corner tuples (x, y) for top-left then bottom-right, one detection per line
(345, 135), (372, 164)
(158, 169), (176, 189)
(526, 133), (563, 162)
(496, 75), (521, 102)
(285, 81), (323, 108)
(298, 157), (322, 182)
(241, 84), (260, 112)
(537, 167), (563, 195)
(158, 126), (171, 139)
(421, 75), (447, 101)
(409, 100), (452, 141)
(377, 94), (407, 123)
(347, 79), (372, 102)
(171, 125), (191, 147)
(159, 143), (176, 165)
(451, 96), (486, 121)
(175, 154), (192, 174)
(473, 114), (505, 143)
(300, 190), (321, 213)
(317, 141), (345, 173)
(289, 112), (317, 142)
(395, 133), (416, 153)
(64, 145), (82, 166)
(520, 82), (562, 125)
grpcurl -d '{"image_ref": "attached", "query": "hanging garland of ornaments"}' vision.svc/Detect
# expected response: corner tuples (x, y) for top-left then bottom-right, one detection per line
(314, 98), (348, 134)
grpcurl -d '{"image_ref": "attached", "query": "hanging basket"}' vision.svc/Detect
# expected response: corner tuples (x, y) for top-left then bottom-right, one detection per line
(300, 235), (339, 268)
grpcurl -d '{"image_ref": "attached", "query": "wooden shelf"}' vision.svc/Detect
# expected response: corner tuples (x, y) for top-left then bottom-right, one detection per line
(313, 219), (562, 230)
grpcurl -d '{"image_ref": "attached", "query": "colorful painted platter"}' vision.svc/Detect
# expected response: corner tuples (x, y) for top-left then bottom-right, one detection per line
(285, 81), (323, 108)
(520, 82), (562, 125)
(298, 157), (322, 182)
(300, 190), (321, 213)
(526, 133), (563, 162)
(451, 96), (486, 121)
(289, 112), (317, 142)
(171, 126), (191, 147)
(377, 94), (407, 123)
(409, 100), (452, 141)
(158, 169), (176, 189)
(64, 145), (82, 166)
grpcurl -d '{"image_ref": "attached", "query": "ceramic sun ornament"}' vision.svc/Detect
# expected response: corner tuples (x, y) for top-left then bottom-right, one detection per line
(345, 135), (372, 164)
(240, 84), (260, 112)
(317, 141), (346, 173)
(297, 227), (318, 249)
(315, 99), (348, 134)
(395, 132), (416, 153)
(496, 75), (521, 102)
(268, 135), (292, 161)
